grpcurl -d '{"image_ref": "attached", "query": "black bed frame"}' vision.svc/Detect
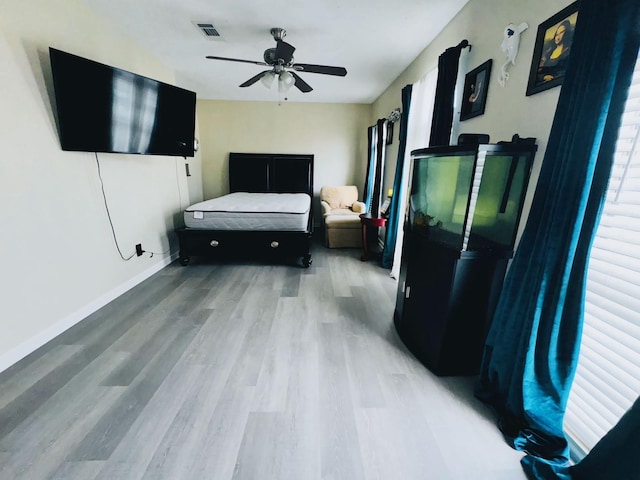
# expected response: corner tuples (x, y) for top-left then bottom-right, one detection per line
(175, 152), (314, 268)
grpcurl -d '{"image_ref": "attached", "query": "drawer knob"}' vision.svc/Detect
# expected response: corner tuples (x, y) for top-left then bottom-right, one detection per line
(270, 241), (279, 248)
(210, 240), (220, 247)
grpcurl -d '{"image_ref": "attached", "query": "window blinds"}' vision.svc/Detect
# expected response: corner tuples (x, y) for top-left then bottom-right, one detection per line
(564, 55), (640, 458)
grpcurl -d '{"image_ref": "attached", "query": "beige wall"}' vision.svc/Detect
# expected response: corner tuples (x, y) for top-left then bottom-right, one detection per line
(0, 0), (574, 371)
(197, 100), (372, 219)
(373, 0), (574, 240)
(0, 0), (202, 369)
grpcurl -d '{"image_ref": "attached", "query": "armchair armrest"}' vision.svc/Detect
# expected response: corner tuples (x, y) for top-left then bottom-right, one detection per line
(352, 201), (366, 214)
(321, 200), (332, 216)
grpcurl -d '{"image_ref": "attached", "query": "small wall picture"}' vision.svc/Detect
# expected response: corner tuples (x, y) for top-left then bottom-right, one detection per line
(386, 122), (394, 145)
(526, 2), (579, 96)
(460, 59), (492, 121)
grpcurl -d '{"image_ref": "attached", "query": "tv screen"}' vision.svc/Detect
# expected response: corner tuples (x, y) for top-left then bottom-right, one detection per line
(49, 48), (196, 157)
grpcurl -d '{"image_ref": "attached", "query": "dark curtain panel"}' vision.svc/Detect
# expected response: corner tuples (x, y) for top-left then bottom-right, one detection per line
(371, 118), (387, 217)
(382, 85), (412, 269)
(363, 125), (376, 211)
(569, 395), (640, 480)
(474, 0), (640, 478)
(529, 395), (640, 480)
(429, 40), (468, 147)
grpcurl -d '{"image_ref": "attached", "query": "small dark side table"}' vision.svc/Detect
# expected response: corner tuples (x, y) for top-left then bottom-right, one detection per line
(359, 213), (387, 261)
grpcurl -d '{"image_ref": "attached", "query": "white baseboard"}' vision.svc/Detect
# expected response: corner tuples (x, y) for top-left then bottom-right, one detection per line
(0, 253), (178, 374)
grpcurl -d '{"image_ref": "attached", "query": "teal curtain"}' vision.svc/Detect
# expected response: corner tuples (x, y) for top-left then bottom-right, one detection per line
(475, 0), (640, 478)
(381, 85), (412, 268)
(363, 125), (377, 211)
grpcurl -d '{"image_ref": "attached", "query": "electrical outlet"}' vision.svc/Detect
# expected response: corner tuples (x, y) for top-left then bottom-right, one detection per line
(136, 244), (143, 257)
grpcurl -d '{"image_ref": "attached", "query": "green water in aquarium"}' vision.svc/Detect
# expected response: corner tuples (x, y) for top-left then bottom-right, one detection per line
(411, 154), (473, 243)
(410, 152), (529, 251)
(469, 154), (528, 249)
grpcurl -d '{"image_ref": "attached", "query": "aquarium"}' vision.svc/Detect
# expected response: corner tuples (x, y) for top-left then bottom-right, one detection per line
(409, 143), (536, 251)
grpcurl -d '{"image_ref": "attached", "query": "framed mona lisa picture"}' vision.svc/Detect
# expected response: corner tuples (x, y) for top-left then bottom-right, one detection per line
(526, 2), (579, 96)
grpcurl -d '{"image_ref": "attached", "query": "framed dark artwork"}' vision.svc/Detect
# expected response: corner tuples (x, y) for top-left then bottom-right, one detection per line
(526, 2), (579, 96)
(460, 59), (492, 121)
(386, 122), (394, 145)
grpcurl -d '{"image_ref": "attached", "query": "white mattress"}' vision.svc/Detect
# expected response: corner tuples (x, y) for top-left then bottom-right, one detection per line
(184, 192), (311, 231)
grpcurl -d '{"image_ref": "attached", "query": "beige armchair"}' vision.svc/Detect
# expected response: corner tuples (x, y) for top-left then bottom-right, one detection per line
(320, 186), (367, 248)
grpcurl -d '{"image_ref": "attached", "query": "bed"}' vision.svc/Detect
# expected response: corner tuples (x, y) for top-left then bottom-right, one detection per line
(175, 152), (314, 267)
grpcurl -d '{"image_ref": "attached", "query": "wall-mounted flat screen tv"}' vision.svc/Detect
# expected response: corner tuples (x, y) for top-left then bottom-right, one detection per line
(49, 48), (196, 157)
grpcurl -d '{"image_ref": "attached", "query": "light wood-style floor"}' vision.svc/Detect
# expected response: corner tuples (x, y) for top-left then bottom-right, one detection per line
(0, 242), (527, 480)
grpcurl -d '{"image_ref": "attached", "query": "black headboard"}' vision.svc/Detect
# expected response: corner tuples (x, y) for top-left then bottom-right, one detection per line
(229, 153), (314, 195)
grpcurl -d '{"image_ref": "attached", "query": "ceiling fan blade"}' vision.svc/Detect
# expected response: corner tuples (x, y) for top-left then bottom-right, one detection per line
(239, 70), (272, 88)
(293, 63), (347, 76)
(275, 40), (296, 64)
(206, 55), (268, 67)
(290, 71), (313, 93)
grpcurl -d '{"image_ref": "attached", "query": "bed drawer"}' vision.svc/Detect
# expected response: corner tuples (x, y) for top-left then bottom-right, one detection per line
(175, 228), (312, 267)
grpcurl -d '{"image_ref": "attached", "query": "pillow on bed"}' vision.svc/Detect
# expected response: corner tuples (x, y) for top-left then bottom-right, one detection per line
(320, 186), (359, 209)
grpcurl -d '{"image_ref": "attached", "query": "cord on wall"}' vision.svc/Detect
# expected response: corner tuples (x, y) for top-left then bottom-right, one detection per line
(95, 153), (185, 260)
(137, 157), (184, 259)
(95, 152), (135, 261)
(175, 157), (183, 210)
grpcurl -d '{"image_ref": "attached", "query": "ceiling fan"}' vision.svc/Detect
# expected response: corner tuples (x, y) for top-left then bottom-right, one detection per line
(206, 27), (347, 93)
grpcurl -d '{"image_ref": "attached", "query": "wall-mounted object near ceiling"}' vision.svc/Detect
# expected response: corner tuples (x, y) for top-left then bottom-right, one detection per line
(386, 109), (401, 145)
(205, 27), (347, 94)
(387, 108), (401, 123)
(526, 2), (579, 96)
(497, 22), (529, 87)
(49, 48), (197, 157)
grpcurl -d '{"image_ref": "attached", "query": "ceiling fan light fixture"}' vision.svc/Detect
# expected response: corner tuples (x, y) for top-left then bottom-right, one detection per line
(278, 71), (295, 93)
(206, 28), (346, 94)
(260, 71), (276, 89)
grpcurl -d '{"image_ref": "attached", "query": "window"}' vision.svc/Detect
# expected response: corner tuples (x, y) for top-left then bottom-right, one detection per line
(564, 54), (640, 458)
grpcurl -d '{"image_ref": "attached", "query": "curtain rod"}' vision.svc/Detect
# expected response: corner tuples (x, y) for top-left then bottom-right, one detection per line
(457, 39), (472, 51)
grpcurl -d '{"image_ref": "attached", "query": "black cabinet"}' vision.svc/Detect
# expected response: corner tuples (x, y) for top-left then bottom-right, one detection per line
(394, 230), (511, 375)
(394, 143), (537, 375)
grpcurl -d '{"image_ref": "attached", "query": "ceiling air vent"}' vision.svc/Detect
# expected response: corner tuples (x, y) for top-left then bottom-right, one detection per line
(195, 23), (221, 38)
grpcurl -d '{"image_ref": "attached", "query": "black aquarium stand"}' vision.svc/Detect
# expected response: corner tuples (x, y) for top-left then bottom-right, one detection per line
(394, 230), (511, 376)
(394, 142), (537, 375)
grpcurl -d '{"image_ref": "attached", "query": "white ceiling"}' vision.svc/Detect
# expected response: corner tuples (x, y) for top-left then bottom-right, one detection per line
(84, 0), (469, 104)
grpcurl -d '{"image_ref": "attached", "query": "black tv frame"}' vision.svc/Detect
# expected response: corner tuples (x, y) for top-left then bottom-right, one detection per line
(49, 48), (196, 157)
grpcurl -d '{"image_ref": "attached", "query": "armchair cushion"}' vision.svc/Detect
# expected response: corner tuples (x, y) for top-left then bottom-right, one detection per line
(320, 185), (359, 210)
(327, 208), (357, 216)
